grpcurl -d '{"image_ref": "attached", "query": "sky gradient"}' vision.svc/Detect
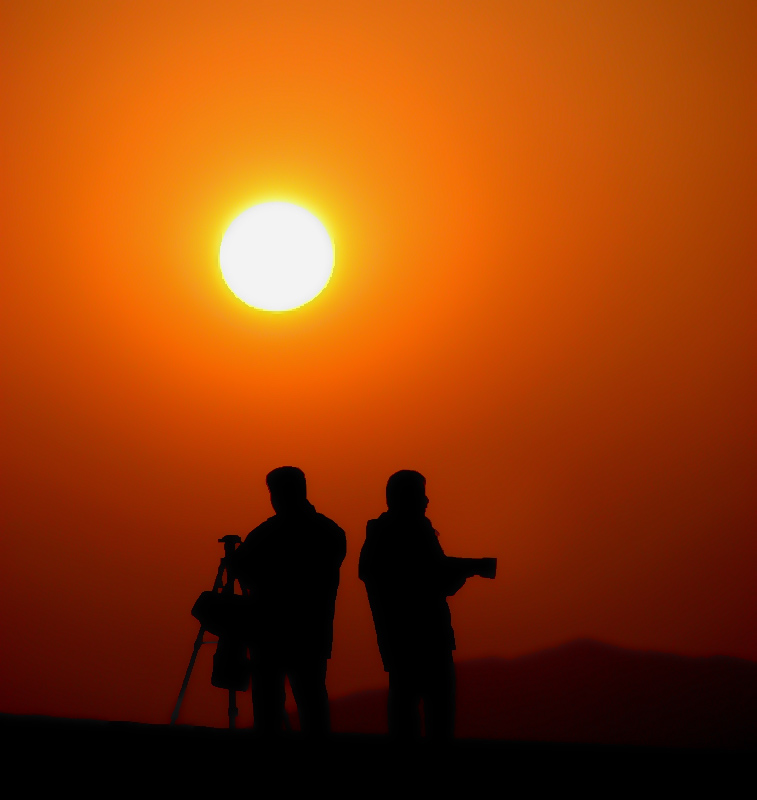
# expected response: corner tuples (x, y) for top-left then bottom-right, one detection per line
(2, 1), (755, 727)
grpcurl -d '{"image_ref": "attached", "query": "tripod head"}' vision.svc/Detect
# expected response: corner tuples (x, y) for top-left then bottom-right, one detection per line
(218, 534), (242, 559)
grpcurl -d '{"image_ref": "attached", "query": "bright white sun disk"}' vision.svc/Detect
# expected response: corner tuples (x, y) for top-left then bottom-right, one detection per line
(219, 202), (334, 311)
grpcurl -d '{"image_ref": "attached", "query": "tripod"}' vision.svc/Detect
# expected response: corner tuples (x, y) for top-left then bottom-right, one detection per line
(171, 534), (245, 728)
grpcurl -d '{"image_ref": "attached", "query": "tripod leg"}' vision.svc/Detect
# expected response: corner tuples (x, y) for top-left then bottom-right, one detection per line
(228, 689), (238, 729)
(170, 624), (207, 725)
(172, 550), (230, 724)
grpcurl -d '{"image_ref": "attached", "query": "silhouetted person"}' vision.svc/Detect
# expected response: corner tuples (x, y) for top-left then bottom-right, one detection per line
(359, 470), (495, 740)
(229, 467), (346, 735)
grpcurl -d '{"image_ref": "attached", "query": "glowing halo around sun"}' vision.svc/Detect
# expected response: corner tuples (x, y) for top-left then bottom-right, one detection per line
(219, 202), (334, 311)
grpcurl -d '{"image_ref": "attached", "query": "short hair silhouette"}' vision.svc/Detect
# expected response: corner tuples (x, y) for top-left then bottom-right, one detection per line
(266, 466), (307, 510)
(386, 470), (427, 511)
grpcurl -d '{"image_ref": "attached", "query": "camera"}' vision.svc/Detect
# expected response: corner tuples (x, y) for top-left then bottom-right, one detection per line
(450, 556), (497, 579)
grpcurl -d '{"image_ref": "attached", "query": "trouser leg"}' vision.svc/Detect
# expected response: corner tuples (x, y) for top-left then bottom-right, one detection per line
(250, 661), (286, 734)
(423, 655), (456, 740)
(388, 667), (422, 739)
(287, 658), (330, 735)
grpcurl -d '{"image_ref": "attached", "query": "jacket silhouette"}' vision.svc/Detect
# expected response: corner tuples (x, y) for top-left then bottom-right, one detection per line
(359, 512), (466, 670)
(230, 467), (346, 734)
(359, 470), (475, 739)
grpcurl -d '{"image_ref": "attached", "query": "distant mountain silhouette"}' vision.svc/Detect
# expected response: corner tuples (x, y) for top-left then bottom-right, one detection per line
(328, 640), (757, 748)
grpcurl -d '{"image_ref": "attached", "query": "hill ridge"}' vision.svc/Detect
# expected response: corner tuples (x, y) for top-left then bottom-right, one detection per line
(328, 639), (757, 748)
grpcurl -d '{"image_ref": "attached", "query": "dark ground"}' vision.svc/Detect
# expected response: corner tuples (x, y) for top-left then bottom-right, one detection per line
(3, 714), (752, 796)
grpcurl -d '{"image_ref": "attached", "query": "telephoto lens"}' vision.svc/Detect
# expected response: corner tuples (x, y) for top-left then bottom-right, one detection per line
(478, 558), (497, 579)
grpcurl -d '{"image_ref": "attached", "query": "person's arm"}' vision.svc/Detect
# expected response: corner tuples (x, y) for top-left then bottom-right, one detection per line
(334, 523), (347, 566)
(358, 520), (380, 583)
(431, 531), (497, 596)
(420, 531), (468, 596)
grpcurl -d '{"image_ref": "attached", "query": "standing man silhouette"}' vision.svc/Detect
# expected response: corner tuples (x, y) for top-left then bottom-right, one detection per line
(230, 467), (346, 735)
(359, 470), (495, 740)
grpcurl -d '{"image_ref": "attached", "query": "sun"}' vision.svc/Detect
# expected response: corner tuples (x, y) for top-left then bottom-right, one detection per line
(219, 202), (334, 311)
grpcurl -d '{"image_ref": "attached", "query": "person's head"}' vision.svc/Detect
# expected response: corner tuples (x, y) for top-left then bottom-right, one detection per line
(266, 466), (307, 514)
(386, 470), (428, 515)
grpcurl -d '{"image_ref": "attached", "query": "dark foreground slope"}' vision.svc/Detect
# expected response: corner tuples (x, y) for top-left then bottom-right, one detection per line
(330, 640), (757, 748)
(1, 715), (751, 796)
(4, 642), (754, 794)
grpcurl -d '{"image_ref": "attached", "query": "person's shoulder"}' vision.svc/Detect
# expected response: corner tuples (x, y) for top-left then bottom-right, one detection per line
(311, 513), (347, 563)
(244, 515), (277, 540)
(314, 512), (346, 538)
(366, 511), (393, 533)
(366, 517), (382, 534)
(363, 515), (393, 549)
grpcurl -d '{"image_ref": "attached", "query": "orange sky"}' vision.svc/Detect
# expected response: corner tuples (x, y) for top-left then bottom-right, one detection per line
(2, 1), (755, 727)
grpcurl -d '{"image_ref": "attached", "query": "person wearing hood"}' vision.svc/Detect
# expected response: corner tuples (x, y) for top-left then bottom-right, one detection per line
(359, 470), (495, 740)
(231, 466), (346, 735)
